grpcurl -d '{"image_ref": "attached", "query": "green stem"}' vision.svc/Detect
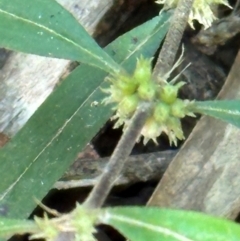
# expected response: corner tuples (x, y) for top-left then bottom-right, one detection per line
(83, 102), (152, 209)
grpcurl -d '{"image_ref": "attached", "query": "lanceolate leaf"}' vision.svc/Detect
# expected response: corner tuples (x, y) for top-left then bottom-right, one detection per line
(101, 207), (240, 241)
(191, 100), (240, 128)
(0, 13), (171, 219)
(0, 0), (121, 74)
(0, 217), (38, 238)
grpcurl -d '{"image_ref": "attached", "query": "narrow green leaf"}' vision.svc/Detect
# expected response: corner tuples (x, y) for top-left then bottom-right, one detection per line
(101, 207), (240, 241)
(0, 0), (121, 74)
(190, 100), (240, 128)
(0, 13), (171, 219)
(0, 217), (38, 238)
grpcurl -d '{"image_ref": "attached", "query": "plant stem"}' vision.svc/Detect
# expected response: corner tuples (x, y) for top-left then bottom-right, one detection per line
(154, 0), (195, 78)
(84, 0), (194, 209)
(83, 102), (152, 209)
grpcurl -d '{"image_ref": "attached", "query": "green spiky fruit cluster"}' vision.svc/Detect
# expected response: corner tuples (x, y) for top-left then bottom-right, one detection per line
(31, 205), (99, 241)
(103, 56), (195, 146)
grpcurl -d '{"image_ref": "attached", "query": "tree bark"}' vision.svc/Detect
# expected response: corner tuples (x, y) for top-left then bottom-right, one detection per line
(148, 51), (240, 220)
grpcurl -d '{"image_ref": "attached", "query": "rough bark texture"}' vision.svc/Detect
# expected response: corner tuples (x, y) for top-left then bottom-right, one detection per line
(148, 51), (240, 220)
(0, 0), (112, 137)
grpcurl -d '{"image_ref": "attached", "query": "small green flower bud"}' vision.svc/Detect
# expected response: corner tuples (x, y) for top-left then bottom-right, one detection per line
(167, 116), (184, 140)
(159, 84), (178, 104)
(161, 116), (185, 146)
(137, 81), (156, 101)
(116, 76), (138, 95)
(159, 82), (185, 104)
(71, 204), (98, 241)
(170, 98), (186, 118)
(153, 101), (171, 124)
(133, 56), (152, 84)
(118, 94), (139, 117)
(141, 117), (161, 145)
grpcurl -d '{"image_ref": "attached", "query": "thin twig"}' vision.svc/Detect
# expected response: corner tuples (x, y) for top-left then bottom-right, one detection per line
(55, 150), (177, 189)
(154, 0), (195, 78)
(83, 102), (152, 208)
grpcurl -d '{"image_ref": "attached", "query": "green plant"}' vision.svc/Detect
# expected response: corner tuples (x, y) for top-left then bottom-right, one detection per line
(0, 0), (240, 241)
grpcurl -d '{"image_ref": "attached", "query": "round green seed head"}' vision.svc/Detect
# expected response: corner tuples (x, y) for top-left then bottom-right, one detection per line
(141, 117), (161, 145)
(170, 98), (186, 118)
(137, 81), (156, 101)
(168, 116), (181, 129)
(159, 84), (178, 104)
(133, 57), (152, 84)
(167, 116), (184, 139)
(115, 77), (138, 95)
(118, 94), (139, 117)
(153, 101), (171, 124)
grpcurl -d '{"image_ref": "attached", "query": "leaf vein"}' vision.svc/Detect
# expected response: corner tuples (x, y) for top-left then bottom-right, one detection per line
(198, 106), (240, 116)
(0, 8), (115, 72)
(106, 213), (194, 241)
